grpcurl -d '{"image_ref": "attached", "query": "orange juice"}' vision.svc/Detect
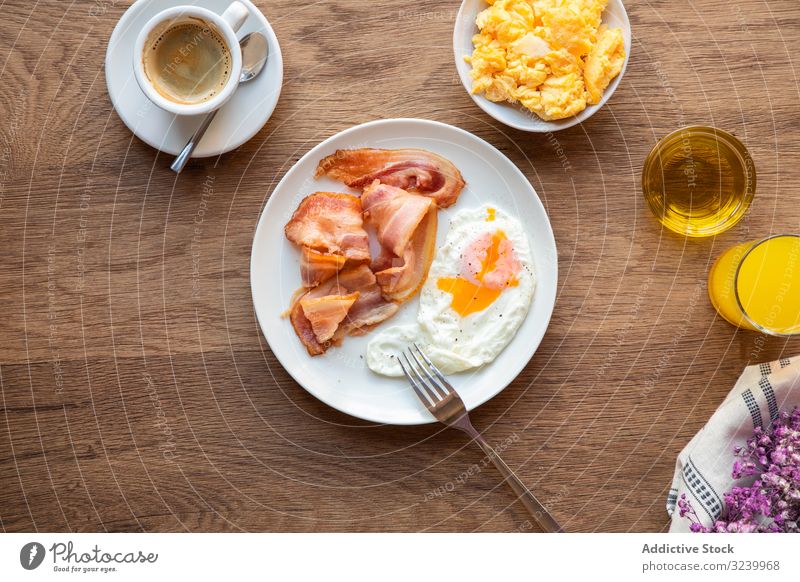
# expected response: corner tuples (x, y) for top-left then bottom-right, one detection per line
(708, 235), (800, 335)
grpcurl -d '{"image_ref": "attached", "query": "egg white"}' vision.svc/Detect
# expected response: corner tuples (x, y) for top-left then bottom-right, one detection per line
(366, 205), (536, 377)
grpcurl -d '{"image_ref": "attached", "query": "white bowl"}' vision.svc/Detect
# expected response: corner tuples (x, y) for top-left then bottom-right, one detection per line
(453, 0), (631, 132)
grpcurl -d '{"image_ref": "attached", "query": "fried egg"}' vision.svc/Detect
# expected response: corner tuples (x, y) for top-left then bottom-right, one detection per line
(367, 205), (535, 376)
(466, 0), (625, 120)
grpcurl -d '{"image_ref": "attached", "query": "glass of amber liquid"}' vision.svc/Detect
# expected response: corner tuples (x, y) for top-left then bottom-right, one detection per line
(708, 235), (800, 335)
(642, 126), (756, 237)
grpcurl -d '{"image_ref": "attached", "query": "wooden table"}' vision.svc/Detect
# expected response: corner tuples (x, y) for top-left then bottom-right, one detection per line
(2, 0), (799, 533)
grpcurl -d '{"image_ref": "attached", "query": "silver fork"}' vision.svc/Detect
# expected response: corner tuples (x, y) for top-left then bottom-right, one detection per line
(399, 344), (563, 533)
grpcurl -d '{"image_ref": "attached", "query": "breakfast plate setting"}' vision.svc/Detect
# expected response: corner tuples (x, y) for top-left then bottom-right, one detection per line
(62, 0), (800, 542)
(241, 0), (630, 425)
(251, 118), (558, 425)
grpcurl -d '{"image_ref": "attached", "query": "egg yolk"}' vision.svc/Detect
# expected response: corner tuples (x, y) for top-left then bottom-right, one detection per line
(437, 229), (520, 317)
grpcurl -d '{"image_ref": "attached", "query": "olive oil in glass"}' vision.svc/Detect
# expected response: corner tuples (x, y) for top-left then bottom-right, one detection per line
(642, 126), (755, 237)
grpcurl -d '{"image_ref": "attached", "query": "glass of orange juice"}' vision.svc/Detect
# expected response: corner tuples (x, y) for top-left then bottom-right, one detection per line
(708, 234), (800, 335)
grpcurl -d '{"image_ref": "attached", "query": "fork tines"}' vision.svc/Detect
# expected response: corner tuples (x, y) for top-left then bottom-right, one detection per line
(398, 344), (453, 407)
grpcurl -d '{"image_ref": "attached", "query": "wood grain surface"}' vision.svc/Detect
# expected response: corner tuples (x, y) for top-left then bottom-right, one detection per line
(2, 0), (800, 533)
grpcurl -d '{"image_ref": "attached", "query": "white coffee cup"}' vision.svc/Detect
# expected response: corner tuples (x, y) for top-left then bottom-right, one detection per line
(133, 2), (249, 116)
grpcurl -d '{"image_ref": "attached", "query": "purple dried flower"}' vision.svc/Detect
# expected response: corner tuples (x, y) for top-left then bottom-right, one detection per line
(681, 406), (800, 533)
(679, 494), (712, 533)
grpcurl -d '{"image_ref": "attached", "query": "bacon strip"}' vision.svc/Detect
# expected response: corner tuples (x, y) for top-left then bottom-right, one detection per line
(333, 265), (400, 337)
(315, 148), (466, 208)
(284, 192), (370, 268)
(300, 248), (347, 288)
(289, 265), (399, 356)
(362, 181), (437, 303)
(300, 292), (359, 344)
(289, 305), (326, 356)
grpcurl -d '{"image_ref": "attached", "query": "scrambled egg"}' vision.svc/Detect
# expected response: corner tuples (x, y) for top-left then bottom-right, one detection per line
(466, 0), (625, 121)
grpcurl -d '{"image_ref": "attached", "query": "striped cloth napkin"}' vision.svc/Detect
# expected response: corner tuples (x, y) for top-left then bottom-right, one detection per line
(667, 355), (800, 532)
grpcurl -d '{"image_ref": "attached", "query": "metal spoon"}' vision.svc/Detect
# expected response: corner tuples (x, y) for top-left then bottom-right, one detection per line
(170, 32), (269, 173)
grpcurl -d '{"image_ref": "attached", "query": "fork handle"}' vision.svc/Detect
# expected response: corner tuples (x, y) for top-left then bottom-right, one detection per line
(466, 428), (563, 532)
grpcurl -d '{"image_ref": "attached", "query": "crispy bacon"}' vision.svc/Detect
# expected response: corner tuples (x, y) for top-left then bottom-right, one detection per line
(361, 181), (438, 303)
(332, 265), (400, 338)
(300, 292), (359, 344)
(289, 265), (399, 356)
(315, 148), (465, 208)
(300, 248), (347, 288)
(284, 192), (370, 265)
(289, 305), (326, 356)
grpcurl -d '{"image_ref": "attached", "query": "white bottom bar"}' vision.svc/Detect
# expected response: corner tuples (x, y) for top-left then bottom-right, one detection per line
(1, 533), (797, 581)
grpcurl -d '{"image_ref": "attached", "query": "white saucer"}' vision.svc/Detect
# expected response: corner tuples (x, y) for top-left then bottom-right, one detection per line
(105, 0), (283, 157)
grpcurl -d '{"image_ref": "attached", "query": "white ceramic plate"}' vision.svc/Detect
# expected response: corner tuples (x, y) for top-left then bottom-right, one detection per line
(250, 119), (558, 425)
(105, 0), (283, 157)
(453, 0), (631, 132)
